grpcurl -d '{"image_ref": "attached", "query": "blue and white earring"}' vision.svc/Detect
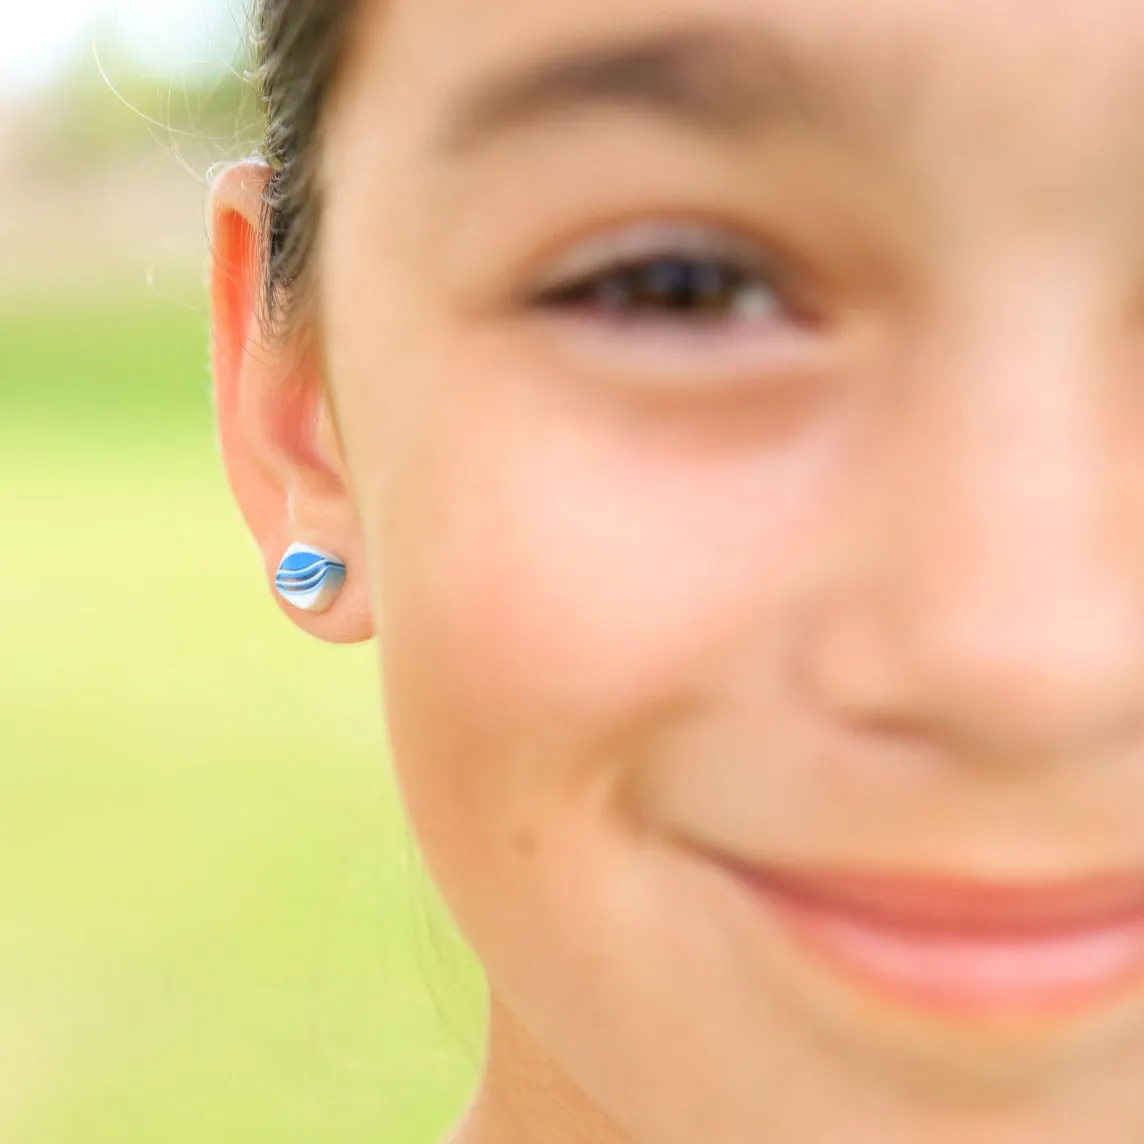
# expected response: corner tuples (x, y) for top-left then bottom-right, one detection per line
(274, 543), (347, 614)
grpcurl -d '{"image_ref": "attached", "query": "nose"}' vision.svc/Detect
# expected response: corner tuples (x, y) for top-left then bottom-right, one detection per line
(805, 336), (1144, 768)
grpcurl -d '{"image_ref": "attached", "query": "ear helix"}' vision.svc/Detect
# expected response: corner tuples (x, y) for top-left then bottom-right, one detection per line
(274, 543), (347, 614)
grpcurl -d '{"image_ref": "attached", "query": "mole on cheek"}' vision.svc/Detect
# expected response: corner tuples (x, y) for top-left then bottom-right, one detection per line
(511, 826), (538, 862)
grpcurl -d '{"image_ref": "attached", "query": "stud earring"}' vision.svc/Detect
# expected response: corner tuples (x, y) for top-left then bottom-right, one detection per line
(274, 543), (347, 614)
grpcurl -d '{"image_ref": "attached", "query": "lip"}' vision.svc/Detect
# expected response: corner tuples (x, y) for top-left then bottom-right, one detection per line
(726, 863), (1144, 1020)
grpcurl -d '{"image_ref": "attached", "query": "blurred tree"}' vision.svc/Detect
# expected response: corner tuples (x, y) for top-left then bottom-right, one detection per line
(27, 3), (259, 174)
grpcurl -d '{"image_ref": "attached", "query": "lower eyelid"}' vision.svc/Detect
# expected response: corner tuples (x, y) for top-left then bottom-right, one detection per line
(526, 307), (820, 380)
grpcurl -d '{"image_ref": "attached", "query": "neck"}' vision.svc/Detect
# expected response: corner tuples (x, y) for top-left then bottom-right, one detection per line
(451, 993), (633, 1144)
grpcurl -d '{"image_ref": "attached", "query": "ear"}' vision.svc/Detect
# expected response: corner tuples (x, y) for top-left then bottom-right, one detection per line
(209, 159), (372, 644)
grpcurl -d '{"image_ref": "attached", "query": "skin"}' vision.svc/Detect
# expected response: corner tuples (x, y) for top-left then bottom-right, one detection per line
(210, 0), (1144, 1140)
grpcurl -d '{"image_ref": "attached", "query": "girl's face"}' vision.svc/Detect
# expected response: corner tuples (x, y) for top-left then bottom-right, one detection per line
(215, 0), (1144, 1139)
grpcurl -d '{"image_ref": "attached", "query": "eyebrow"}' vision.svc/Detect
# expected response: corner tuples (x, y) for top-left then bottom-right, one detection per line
(436, 23), (849, 157)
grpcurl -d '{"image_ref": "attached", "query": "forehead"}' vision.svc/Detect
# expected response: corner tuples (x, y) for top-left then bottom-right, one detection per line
(365, 0), (1144, 113)
(327, 0), (1144, 240)
(338, 0), (1144, 198)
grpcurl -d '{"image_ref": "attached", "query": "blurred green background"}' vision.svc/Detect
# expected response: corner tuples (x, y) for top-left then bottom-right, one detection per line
(2, 4), (483, 1141)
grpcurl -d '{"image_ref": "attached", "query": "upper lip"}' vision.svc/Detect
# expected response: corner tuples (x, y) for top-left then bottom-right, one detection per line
(733, 864), (1144, 937)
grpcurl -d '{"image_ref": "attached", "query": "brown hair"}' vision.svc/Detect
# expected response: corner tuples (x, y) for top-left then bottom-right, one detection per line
(252, 0), (363, 331)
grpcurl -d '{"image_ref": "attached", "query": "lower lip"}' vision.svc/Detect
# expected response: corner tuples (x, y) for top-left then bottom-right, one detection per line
(740, 879), (1144, 1021)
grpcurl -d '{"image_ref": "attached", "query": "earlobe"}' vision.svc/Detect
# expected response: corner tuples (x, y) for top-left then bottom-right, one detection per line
(208, 159), (372, 645)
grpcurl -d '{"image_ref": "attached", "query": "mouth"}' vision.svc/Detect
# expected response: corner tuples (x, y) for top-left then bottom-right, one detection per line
(723, 861), (1144, 1022)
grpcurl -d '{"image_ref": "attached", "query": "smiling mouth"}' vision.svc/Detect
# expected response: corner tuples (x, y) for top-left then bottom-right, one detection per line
(723, 863), (1144, 1021)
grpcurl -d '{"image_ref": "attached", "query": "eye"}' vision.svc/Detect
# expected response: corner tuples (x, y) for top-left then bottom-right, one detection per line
(527, 223), (794, 327)
(537, 254), (781, 324)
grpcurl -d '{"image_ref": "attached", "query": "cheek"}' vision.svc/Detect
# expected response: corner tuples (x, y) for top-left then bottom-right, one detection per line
(357, 345), (839, 914)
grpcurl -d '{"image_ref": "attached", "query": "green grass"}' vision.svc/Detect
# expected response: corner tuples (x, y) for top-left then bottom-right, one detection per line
(2, 292), (216, 424)
(1, 293), (483, 1143)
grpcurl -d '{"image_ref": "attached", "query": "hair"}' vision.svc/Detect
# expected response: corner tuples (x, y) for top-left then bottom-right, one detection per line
(252, 0), (363, 332)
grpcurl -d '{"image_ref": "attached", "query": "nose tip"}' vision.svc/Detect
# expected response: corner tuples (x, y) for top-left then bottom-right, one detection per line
(803, 496), (1144, 767)
(814, 573), (1144, 763)
(910, 581), (1134, 759)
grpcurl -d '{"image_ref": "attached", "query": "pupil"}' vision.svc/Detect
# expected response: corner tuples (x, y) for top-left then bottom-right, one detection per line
(644, 260), (693, 309)
(631, 260), (734, 312)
